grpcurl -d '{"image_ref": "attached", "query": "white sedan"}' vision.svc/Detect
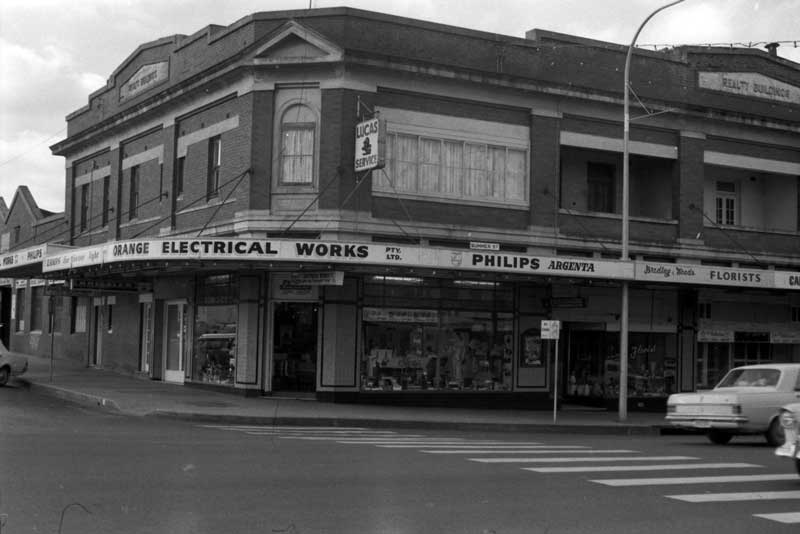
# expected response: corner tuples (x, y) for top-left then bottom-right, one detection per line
(0, 349), (28, 386)
(665, 364), (800, 446)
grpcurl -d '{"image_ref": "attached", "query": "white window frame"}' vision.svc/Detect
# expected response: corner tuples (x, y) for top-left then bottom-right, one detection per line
(373, 108), (529, 209)
(271, 88), (321, 195)
(715, 181), (737, 226)
(376, 134), (528, 207)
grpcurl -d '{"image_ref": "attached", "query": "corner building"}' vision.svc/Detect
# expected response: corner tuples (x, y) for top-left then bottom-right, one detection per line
(4, 7), (800, 411)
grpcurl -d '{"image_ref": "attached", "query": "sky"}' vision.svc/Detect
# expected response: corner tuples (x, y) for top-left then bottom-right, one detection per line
(1, 0), (798, 214)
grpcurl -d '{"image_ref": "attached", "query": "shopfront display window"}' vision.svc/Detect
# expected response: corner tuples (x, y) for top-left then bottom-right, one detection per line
(696, 333), (778, 390)
(360, 277), (513, 392)
(192, 274), (237, 385)
(566, 330), (677, 401)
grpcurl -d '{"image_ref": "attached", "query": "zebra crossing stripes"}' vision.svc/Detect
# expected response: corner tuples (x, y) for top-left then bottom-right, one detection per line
(754, 512), (800, 524)
(524, 463), (760, 473)
(470, 455), (696, 464)
(591, 474), (799, 486)
(423, 449), (637, 454)
(368, 442), (558, 448)
(667, 490), (800, 503)
(198, 425), (382, 434)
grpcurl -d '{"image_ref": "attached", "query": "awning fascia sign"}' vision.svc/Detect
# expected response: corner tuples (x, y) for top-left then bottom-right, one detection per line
(635, 261), (781, 290)
(40, 237), (633, 281)
(27, 237), (799, 291)
(0, 244), (72, 275)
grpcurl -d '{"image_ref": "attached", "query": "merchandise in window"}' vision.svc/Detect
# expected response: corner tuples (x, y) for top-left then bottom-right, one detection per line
(192, 275), (237, 385)
(566, 331), (677, 400)
(360, 276), (514, 392)
(362, 310), (513, 391)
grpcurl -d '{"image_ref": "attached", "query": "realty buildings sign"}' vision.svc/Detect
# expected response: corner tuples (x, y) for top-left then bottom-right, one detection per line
(698, 72), (800, 106)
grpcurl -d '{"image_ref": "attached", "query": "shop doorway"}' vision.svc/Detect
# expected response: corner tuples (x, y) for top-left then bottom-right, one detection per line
(0, 287), (11, 349)
(91, 303), (104, 367)
(163, 301), (186, 384)
(272, 302), (318, 392)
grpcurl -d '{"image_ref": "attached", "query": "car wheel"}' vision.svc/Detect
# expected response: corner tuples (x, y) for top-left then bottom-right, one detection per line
(707, 429), (732, 445)
(0, 366), (9, 387)
(765, 418), (785, 447)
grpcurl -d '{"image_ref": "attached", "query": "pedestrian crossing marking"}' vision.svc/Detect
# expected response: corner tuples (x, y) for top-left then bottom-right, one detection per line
(524, 463), (760, 473)
(471, 455), (696, 464)
(198, 425), (380, 434)
(198, 424), (800, 526)
(371, 443), (560, 448)
(425, 449), (637, 454)
(281, 436), (433, 440)
(239, 428), (396, 437)
(754, 512), (800, 524)
(591, 474), (798, 486)
(668, 490), (800, 503)
(335, 441), (541, 446)
(241, 428), (406, 439)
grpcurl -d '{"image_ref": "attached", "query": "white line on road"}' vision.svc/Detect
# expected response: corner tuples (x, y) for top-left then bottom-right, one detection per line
(424, 449), (637, 454)
(754, 512), (800, 524)
(281, 436), (445, 441)
(376, 444), (578, 449)
(242, 430), (408, 435)
(524, 463), (761, 473)
(591, 474), (799, 486)
(333, 441), (544, 445)
(198, 425), (378, 434)
(471, 456), (696, 463)
(668, 491), (800, 503)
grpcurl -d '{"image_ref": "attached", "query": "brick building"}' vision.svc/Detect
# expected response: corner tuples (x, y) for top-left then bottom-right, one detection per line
(1, 7), (799, 410)
(0, 187), (67, 349)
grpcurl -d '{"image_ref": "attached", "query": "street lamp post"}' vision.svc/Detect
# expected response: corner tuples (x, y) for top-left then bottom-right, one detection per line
(620, 0), (684, 421)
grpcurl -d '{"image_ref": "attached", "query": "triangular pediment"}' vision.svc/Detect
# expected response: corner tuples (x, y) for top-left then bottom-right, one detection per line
(252, 21), (343, 65)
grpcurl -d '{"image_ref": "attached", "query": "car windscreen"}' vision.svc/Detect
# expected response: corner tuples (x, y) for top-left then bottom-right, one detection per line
(717, 368), (780, 388)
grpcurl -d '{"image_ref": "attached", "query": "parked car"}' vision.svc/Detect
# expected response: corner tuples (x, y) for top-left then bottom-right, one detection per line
(775, 403), (800, 475)
(0, 347), (28, 386)
(665, 364), (800, 445)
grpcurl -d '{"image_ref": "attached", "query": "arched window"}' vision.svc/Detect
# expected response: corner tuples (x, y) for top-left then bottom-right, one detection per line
(280, 105), (316, 185)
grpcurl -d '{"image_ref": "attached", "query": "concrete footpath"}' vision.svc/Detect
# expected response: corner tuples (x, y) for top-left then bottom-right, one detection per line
(11, 352), (671, 435)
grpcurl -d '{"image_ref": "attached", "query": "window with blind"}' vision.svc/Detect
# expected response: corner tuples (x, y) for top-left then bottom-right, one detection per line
(375, 133), (527, 205)
(207, 136), (221, 198)
(80, 184), (89, 231)
(371, 108), (529, 207)
(280, 105), (316, 185)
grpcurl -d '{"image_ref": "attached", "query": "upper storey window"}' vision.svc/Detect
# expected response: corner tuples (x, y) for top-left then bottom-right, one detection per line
(715, 181), (737, 226)
(280, 105), (316, 185)
(587, 162), (615, 213)
(207, 136), (221, 199)
(372, 108), (529, 208)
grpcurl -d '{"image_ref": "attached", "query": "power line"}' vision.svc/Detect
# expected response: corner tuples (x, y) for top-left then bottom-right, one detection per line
(0, 127), (67, 169)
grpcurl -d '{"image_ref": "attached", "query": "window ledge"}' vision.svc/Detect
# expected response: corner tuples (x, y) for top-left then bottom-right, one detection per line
(558, 209), (677, 225)
(120, 215), (162, 229)
(177, 197), (237, 216)
(702, 223), (798, 236)
(373, 190), (529, 210)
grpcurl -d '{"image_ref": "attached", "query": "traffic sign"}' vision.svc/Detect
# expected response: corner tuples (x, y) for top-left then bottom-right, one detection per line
(541, 319), (561, 339)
